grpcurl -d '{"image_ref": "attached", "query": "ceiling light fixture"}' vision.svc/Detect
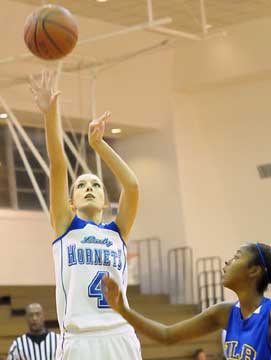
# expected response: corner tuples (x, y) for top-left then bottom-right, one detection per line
(0, 113), (8, 119)
(111, 128), (122, 135)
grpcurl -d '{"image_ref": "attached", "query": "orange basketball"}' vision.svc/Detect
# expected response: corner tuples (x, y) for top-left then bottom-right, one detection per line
(24, 4), (78, 60)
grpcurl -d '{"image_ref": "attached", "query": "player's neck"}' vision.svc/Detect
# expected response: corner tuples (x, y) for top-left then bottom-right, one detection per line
(237, 289), (263, 318)
(76, 209), (103, 224)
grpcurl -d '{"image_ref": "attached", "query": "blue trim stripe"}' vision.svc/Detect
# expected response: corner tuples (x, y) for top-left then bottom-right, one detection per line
(52, 215), (127, 247)
(52, 216), (77, 245)
(122, 241), (127, 283)
(110, 221), (127, 248)
(256, 243), (269, 278)
(60, 239), (68, 331)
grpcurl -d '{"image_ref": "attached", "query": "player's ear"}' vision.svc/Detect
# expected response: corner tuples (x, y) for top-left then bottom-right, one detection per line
(248, 265), (262, 280)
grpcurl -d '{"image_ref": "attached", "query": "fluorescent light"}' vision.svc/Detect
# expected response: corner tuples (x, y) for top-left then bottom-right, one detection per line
(96, 0), (108, 2)
(0, 113), (8, 119)
(111, 128), (122, 134)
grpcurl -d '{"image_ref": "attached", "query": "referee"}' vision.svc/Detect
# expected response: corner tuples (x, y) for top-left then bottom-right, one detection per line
(7, 303), (59, 360)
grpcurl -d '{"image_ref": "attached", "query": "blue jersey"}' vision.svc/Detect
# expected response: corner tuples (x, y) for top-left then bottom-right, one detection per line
(224, 297), (271, 359)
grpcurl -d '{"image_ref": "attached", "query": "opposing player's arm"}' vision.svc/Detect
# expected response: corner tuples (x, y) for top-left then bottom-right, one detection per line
(102, 276), (232, 344)
(165, 302), (231, 344)
(122, 302), (230, 344)
(89, 112), (139, 242)
(29, 71), (73, 236)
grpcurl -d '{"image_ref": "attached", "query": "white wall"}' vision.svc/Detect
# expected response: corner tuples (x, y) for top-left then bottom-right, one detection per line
(173, 18), (271, 300)
(0, 210), (55, 285)
(174, 80), (271, 253)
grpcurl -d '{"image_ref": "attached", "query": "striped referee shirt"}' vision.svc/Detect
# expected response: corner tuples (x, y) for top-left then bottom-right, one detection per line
(7, 331), (59, 360)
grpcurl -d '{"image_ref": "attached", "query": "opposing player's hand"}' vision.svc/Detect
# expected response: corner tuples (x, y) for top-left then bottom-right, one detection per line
(102, 275), (125, 314)
(29, 70), (60, 114)
(88, 111), (110, 147)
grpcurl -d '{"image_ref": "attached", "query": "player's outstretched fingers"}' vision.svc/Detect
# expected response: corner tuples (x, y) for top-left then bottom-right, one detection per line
(102, 111), (111, 123)
(96, 111), (111, 124)
(102, 275), (114, 291)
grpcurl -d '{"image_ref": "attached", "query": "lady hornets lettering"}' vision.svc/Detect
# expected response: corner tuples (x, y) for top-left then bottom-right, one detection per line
(67, 243), (122, 270)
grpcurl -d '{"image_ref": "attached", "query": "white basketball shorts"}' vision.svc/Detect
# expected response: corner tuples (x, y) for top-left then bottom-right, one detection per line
(56, 326), (142, 360)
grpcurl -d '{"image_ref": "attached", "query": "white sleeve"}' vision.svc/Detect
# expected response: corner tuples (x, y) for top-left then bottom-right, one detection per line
(7, 340), (20, 360)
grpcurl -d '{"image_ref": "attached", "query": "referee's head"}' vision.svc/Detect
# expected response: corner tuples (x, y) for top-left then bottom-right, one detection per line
(25, 303), (46, 335)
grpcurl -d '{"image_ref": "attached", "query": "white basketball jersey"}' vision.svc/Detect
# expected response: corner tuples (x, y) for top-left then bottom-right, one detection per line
(52, 215), (131, 333)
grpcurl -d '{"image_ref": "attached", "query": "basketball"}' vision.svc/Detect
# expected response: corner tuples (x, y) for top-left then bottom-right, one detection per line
(24, 4), (78, 60)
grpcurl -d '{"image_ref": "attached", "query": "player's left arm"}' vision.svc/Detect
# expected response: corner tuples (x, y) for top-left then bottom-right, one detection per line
(269, 312), (271, 339)
(88, 111), (139, 242)
(102, 276), (231, 344)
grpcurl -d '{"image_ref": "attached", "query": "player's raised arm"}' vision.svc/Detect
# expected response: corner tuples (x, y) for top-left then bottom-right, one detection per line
(88, 112), (139, 242)
(29, 70), (73, 235)
(102, 276), (230, 345)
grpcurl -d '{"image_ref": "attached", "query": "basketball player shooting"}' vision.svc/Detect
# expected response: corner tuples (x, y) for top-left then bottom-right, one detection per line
(29, 70), (142, 360)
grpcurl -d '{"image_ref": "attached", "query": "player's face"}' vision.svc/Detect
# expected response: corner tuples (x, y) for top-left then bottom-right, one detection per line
(72, 174), (105, 212)
(26, 304), (45, 334)
(222, 246), (254, 291)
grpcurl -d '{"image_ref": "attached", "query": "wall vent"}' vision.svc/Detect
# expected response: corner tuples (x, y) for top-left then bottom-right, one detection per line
(257, 163), (271, 179)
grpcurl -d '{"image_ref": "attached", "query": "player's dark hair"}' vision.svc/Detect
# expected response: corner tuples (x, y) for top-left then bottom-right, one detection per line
(245, 243), (271, 293)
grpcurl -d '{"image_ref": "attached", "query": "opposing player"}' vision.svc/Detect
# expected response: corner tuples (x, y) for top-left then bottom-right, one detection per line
(103, 243), (271, 359)
(29, 70), (141, 360)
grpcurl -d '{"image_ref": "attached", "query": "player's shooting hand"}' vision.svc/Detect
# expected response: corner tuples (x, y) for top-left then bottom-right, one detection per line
(88, 111), (110, 148)
(29, 69), (60, 114)
(102, 275), (125, 314)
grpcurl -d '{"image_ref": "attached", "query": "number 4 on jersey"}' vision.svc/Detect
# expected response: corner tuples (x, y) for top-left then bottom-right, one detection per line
(88, 271), (110, 308)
